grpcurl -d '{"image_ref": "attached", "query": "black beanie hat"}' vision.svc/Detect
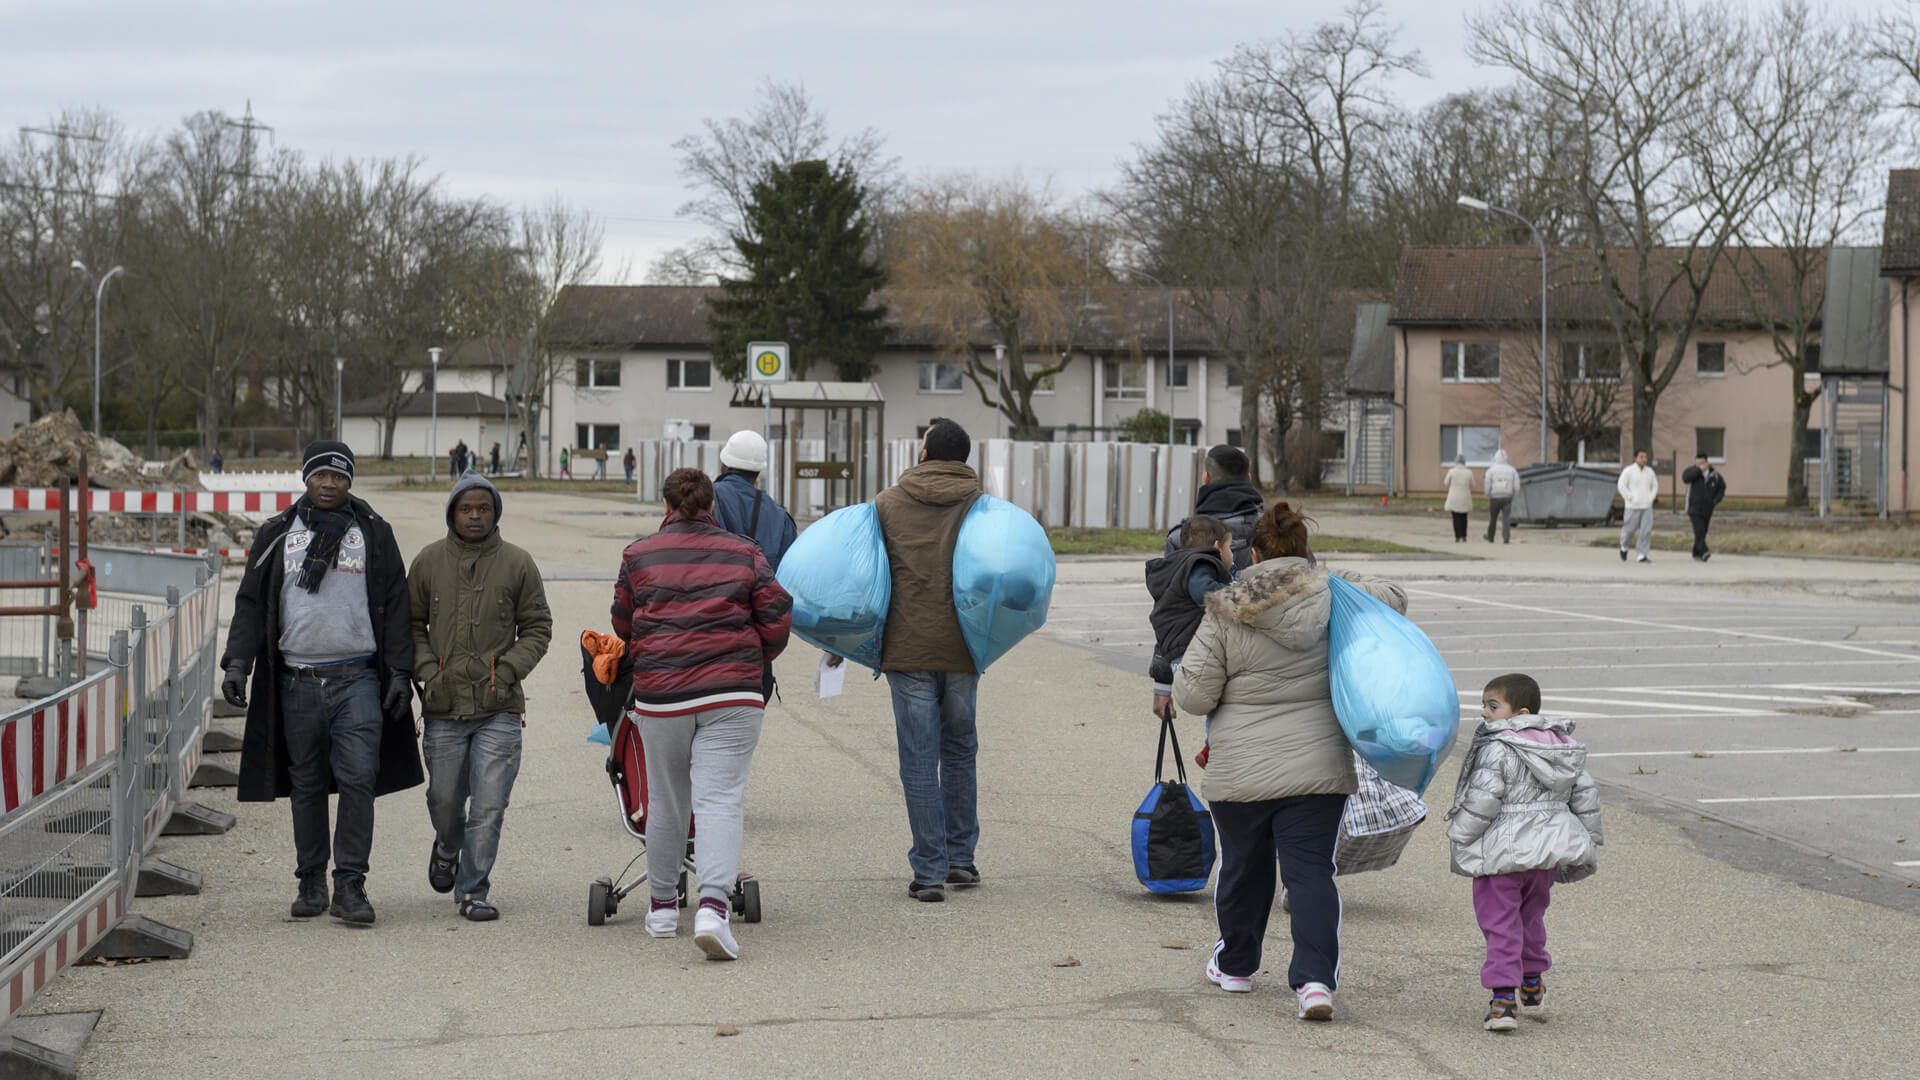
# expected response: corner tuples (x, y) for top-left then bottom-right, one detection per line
(301, 440), (355, 484)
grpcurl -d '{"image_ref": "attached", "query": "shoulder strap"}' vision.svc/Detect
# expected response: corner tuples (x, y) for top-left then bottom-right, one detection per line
(748, 487), (763, 540)
(1155, 715), (1189, 785)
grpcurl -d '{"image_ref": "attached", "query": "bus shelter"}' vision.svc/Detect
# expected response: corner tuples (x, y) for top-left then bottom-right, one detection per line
(732, 381), (885, 516)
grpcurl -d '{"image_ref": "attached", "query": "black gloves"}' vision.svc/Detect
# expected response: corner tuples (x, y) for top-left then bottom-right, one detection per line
(382, 675), (411, 715)
(221, 664), (248, 709)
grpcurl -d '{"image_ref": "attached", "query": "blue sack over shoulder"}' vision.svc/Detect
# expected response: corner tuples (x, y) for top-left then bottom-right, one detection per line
(1326, 575), (1460, 794)
(952, 495), (1056, 672)
(775, 503), (891, 671)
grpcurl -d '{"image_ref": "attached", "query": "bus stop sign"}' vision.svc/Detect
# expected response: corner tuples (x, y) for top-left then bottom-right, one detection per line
(748, 341), (789, 384)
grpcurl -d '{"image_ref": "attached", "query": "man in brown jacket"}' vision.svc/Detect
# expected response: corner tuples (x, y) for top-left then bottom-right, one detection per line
(875, 418), (984, 902)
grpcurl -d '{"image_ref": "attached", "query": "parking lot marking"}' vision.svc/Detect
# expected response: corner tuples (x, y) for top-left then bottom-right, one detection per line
(1589, 746), (1920, 758)
(1697, 794), (1920, 804)
(1896, 861), (1920, 867)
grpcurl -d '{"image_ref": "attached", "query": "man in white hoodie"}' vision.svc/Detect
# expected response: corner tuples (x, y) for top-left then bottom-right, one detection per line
(1616, 450), (1659, 563)
(1483, 449), (1520, 544)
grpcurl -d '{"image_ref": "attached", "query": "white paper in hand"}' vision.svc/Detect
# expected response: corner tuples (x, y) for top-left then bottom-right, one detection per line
(813, 653), (846, 699)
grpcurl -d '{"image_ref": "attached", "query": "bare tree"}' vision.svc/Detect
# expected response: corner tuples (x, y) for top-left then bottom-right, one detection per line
(1872, 0), (1920, 118)
(510, 196), (605, 475)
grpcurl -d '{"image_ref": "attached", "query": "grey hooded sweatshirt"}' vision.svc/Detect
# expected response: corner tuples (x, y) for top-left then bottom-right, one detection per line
(1446, 714), (1603, 881)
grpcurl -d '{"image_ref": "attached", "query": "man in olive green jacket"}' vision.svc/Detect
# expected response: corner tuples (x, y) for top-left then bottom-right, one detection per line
(409, 471), (552, 920)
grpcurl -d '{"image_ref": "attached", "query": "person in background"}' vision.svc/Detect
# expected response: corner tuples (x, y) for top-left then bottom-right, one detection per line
(593, 443), (607, 480)
(1484, 450), (1519, 544)
(1156, 444), (1265, 721)
(219, 441), (421, 925)
(490, 442), (502, 476)
(712, 431), (798, 571)
(1145, 515), (1234, 725)
(410, 472), (552, 922)
(1445, 454), (1475, 543)
(1616, 450), (1659, 563)
(1680, 454), (1726, 561)
(559, 446), (571, 480)
(623, 447), (637, 486)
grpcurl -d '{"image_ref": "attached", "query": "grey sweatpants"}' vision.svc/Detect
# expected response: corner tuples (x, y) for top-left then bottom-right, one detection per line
(1619, 507), (1653, 559)
(639, 705), (763, 905)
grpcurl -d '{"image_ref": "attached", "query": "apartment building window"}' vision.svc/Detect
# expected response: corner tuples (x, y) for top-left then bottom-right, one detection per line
(1168, 359), (1191, 388)
(1562, 341), (1621, 381)
(918, 361), (964, 393)
(667, 358), (711, 390)
(575, 423), (620, 450)
(1696, 427), (1725, 462)
(1103, 358), (1148, 399)
(1804, 343), (1822, 373)
(1440, 424), (1501, 465)
(692, 423), (711, 441)
(1225, 362), (1243, 388)
(1441, 341), (1500, 382)
(1578, 427), (1622, 465)
(1025, 362), (1056, 394)
(1697, 341), (1726, 377)
(1226, 428), (1242, 447)
(576, 357), (621, 388)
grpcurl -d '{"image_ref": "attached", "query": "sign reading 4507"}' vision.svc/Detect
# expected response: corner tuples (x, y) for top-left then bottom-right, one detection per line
(747, 341), (789, 384)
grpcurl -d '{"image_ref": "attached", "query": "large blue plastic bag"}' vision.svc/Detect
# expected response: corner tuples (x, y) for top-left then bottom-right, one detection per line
(952, 495), (1056, 672)
(776, 503), (891, 670)
(1326, 575), (1459, 794)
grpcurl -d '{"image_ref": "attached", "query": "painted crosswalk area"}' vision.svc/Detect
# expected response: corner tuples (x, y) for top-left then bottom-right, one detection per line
(1041, 564), (1920, 887)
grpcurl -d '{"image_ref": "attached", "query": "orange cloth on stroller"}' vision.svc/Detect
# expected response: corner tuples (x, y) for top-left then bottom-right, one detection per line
(581, 630), (627, 687)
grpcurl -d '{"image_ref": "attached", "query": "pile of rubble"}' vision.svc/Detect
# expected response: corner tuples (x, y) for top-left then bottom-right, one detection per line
(1, 510), (257, 551)
(0, 410), (186, 490)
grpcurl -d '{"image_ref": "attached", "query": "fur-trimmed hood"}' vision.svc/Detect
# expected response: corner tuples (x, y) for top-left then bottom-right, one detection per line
(1203, 557), (1329, 651)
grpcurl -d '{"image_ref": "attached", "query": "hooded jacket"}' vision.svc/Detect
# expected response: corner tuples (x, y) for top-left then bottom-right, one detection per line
(409, 472), (553, 720)
(875, 460), (983, 673)
(1484, 450), (1519, 500)
(1172, 557), (1407, 804)
(712, 470), (799, 571)
(1163, 480), (1264, 570)
(1144, 545), (1230, 678)
(1445, 714), (1603, 881)
(1617, 462), (1659, 510)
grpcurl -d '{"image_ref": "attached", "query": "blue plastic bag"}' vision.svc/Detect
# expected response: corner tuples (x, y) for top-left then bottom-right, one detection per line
(1326, 575), (1459, 795)
(776, 503), (891, 670)
(587, 722), (611, 746)
(952, 495), (1056, 672)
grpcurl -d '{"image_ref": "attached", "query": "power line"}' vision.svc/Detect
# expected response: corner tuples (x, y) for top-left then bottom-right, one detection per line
(20, 126), (105, 143)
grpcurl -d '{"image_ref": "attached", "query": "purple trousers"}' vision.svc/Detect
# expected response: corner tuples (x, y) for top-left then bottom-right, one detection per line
(1472, 869), (1555, 990)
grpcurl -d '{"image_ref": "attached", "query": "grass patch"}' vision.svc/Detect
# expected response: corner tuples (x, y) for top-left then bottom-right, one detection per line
(1588, 519), (1920, 560)
(1046, 527), (1431, 556)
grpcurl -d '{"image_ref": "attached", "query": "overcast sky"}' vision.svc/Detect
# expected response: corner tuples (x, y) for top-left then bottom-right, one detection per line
(3, 0), (1889, 280)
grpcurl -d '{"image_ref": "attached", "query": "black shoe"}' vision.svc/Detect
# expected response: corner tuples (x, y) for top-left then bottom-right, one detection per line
(428, 844), (458, 894)
(330, 878), (376, 925)
(1618, 547), (1628, 561)
(290, 872), (328, 918)
(908, 881), (946, 903)
(1701, 551), (1710, 562)
(458, 898), (499, 922)
(945, 864), (981, 886)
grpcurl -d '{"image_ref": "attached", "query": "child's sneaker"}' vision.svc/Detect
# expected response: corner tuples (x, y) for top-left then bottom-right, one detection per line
(693, 902), (738, 960)
(1205, 942), (1251, 992)
(1484, 993), (1519, 1032)
(645, 898), (678, 939)
(1295, 982), (1334, 1021)
(1519, 976), (1546, 1019)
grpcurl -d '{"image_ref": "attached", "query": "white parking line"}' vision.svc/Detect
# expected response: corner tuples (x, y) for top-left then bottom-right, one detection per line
(1449, 657), (1915, 673)
(1696, 794), (1920, 803)
(1896, 861), (1920, 867)
(1589, 746), (1920, 758)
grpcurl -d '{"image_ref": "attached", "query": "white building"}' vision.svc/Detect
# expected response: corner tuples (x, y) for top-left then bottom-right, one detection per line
(341, 339), (523, 467)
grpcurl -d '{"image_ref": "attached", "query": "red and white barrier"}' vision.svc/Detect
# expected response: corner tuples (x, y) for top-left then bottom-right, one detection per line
(0, 489), (295, 514)
(4, 890), (121, 1016)
(0, 673), (121, 814)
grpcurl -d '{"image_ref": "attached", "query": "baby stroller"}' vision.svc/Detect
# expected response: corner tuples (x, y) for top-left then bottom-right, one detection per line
(580, 634), (763, 927)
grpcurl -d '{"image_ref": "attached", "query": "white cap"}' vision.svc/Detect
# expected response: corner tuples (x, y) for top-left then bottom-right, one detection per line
(720, 430), (768, 472)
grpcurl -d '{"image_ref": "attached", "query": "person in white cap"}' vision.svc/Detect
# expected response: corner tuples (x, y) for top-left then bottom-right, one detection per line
(712, 430), (798, 571)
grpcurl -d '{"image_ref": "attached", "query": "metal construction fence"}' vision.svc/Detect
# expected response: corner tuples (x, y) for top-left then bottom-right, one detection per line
(0, 546), (220, 1029)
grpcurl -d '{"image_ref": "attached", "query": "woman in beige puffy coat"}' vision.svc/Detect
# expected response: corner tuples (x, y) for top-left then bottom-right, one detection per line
(1444, 454), (1475, 542)
(1172, 502), (1406, 1022)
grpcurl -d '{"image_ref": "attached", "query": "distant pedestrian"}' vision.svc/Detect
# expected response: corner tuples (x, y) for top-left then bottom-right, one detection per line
(711, 432), (797, 570)
(1444, 455), (1474, 543)
(559, 447), (571, 479)
(1483, 450), (1518, 544)
(593, 443), (607, 480)
(211, 448), (225, 475)
(1447, 673), (1602, 1032)
(490, 442), (501, 476)
(1616, 450), (1658, 563)
(515, 430), (527, 468)
(1681, 454), (1726, 561)
(622, 447), (637, 485)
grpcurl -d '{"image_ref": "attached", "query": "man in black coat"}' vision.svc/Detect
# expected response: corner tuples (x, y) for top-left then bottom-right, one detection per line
(219, 441), (422, 924)
(1154, 444), (1264, 720)
(1681, 454), (1727, 561)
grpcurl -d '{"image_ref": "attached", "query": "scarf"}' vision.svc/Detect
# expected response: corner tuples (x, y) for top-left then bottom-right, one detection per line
(294, 496), (356, 593)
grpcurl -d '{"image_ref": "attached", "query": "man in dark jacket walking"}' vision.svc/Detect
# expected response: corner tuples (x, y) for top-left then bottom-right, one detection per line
(875, 418), (985, 903)
(1154, 444), (1264, 720)
(1681, 454), (1727, 561)
(711, 430), (798, 571)
(410, 472), (552, 921)
(219, 441), (422, 925)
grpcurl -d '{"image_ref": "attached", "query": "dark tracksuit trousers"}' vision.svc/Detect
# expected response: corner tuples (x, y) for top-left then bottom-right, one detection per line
(1210, 793), (1347, 989)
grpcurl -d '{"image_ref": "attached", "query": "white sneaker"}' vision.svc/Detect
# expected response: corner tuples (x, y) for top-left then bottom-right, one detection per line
(1206, 942), (1251, 992)
(693, 906), (739, 960)
(645, 902), (678, 939)
(1296, 981), (1334, 1021)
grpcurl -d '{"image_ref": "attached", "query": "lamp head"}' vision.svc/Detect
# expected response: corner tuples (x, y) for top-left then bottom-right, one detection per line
(70, 260), (88, 274)
(428, 346), (443, 366)
(1456, 195), (1490, 211)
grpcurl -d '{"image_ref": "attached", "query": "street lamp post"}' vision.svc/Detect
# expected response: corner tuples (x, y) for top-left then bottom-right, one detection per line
(992, 344), (1005, 440)
(334, 357), (345, 440)
(69, 261), (125, 436)
(1120, 267), (1176, 446)
(1457, 195), (1550, 464)
(428, 347), (443, 480)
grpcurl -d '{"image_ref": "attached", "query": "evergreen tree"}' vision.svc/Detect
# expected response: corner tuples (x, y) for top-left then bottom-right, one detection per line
(707, 159), (890, 382)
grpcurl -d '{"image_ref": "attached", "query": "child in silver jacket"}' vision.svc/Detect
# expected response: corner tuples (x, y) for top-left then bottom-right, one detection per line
(1447, 672), (1602, 1033)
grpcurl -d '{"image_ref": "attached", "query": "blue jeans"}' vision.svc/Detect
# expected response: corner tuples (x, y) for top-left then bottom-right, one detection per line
(424, 713), (523, 902)
(885, 671), (980, 884)
(279, 667), (383, 886)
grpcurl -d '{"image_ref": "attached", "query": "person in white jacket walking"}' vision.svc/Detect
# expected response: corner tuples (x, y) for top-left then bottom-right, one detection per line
(1483, 450), (1519, 544)
(1616, 450), (1659, 562)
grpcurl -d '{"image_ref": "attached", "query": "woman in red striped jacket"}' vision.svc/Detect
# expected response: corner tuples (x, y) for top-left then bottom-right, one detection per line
(611, 468), (792, 961)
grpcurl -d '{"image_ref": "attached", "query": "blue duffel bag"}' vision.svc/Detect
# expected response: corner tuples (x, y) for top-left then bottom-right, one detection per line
(1132, 717), (1215, 894)
(952, 494), (1055, 672)
(775, 503), (891, 671)
(1326, 575), (1460, 795)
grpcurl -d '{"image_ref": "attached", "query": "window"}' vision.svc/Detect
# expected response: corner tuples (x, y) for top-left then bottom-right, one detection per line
(692, 423), (711, 441)
(1799, 427), (1821, 462)
(1562, 341), (1621, 381)
(1804, 343), (1821, 373)
(1696, 427), (1725, 461)
(1697, 341), (1726, 377)
(576, 357), (621, 388)
(1440, 425), (1502, 465)
(667, 358), (711, 390)
(1441, 341), (1500, 382)
(1168, 360), (1191, 388)
(574, 423), (620, 450)
(1225, 362), (1243, 389)
(1322, 430), (1346, 462)
(1578, 428), (1622, 465)
(1103, 358), (1147, 399)
(918, 361), (964, 393)
(1225, 428), (1242, 447)
(1024, 362), (1056, 395)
